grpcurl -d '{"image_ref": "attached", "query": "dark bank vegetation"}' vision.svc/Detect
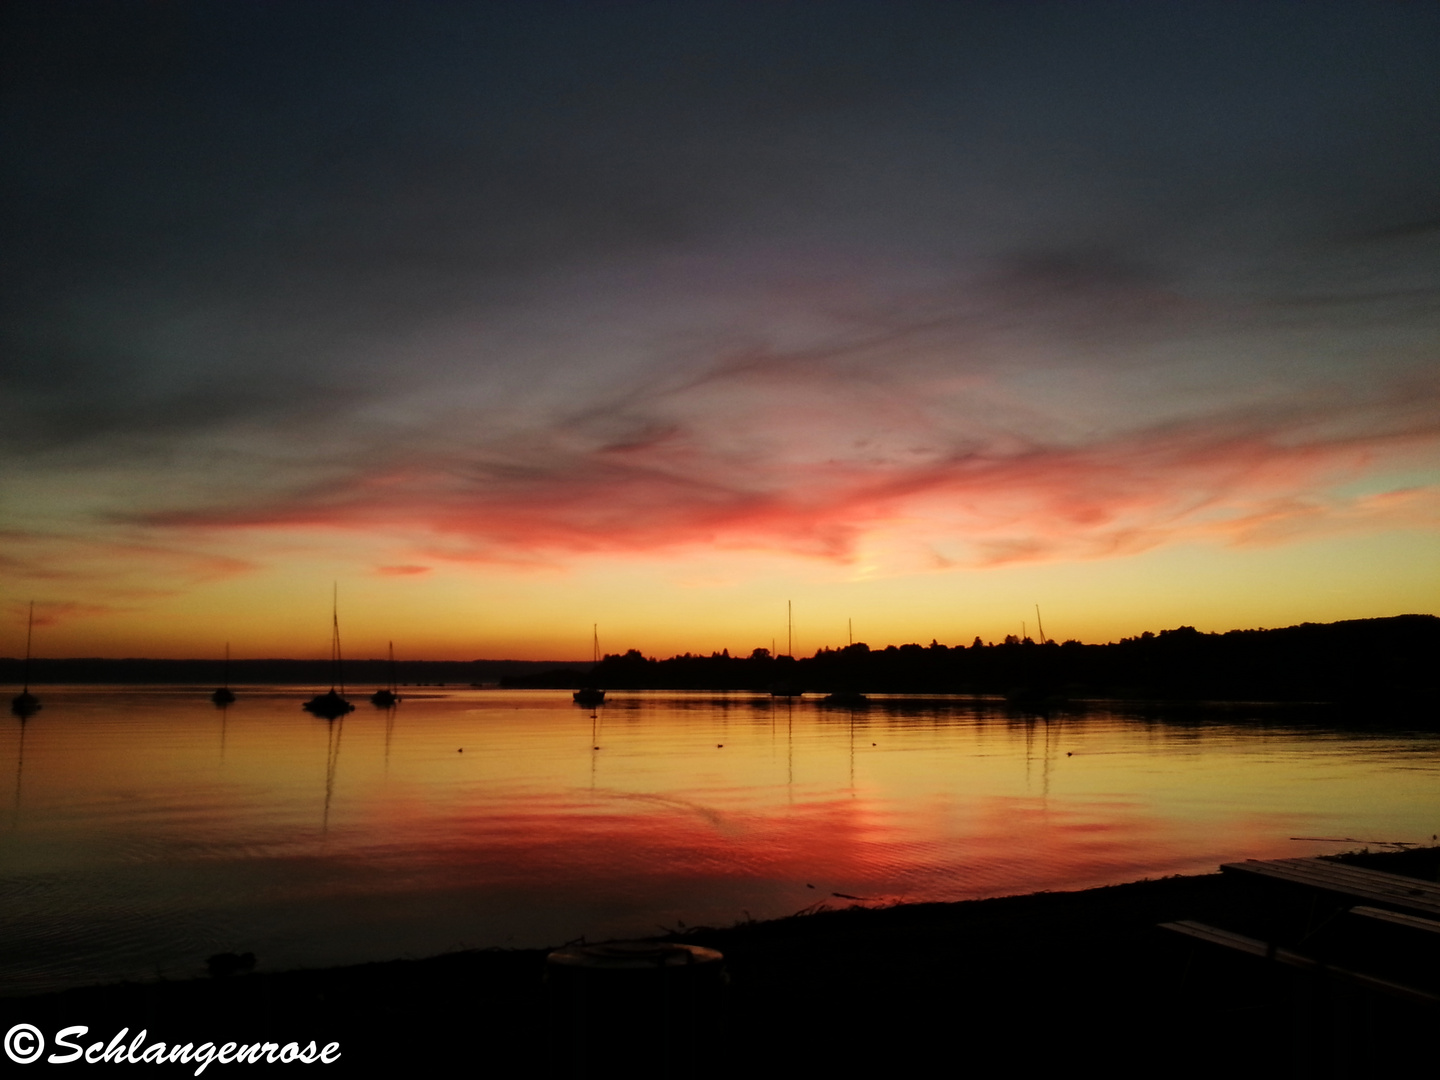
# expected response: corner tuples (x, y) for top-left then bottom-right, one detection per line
(4, 615), (1436, 709)
(507, 614), (1439, 708)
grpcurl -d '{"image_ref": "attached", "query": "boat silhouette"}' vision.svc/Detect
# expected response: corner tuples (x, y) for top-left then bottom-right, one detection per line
(371, 641), (401, 707)
(11, 601), (41, 719)
(769, 600), (803, 697)
(573, 624), (605, 706)
(304, 586), (354, 719)
(211, 642), (236, 705)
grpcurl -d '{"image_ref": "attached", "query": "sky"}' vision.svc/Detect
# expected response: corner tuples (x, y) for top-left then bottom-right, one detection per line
(3, 1), (1438, 662)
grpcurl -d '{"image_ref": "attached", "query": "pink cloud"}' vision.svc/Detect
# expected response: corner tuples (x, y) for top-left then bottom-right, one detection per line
(142, 366), (1440, 573)
(375, 564), (432, 576)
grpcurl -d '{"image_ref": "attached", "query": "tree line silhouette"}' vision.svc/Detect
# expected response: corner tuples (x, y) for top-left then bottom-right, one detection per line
(507, 615), (1438, 706)
(3, 615), (1433, 707)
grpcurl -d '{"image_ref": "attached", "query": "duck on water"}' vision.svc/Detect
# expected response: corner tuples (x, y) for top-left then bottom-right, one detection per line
(304, 587), (354, 719)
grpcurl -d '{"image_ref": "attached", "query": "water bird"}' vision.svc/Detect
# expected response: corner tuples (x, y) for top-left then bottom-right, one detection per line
(303, 586), (354, 719)
(11, 601), (40, 719)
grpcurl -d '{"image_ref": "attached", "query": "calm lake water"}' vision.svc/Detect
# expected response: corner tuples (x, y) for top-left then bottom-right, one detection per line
(2, 687), (1437, 995)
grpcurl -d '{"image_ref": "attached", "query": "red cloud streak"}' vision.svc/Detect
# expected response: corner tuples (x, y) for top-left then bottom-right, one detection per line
(145, 378), (1440, 570)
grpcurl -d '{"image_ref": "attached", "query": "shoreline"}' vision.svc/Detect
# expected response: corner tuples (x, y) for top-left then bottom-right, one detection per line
(5, 847), (1436, 1073)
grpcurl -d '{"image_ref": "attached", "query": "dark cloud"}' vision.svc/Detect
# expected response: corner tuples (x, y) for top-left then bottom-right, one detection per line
(3, 2), (1438, 575)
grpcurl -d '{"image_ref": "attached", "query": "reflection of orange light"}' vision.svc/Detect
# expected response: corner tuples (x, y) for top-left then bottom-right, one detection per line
(7, 690), (1439, 969)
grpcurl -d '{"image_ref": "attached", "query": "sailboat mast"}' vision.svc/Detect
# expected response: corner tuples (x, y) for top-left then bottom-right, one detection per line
(1035, 605), (1048, 646)
(331, 583), (344, 694)
(787, 600), (793, 659)
(22, 601), (33, 694)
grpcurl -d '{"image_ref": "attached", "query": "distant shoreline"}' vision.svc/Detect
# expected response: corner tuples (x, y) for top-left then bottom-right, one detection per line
(5, 615), (1436, 706)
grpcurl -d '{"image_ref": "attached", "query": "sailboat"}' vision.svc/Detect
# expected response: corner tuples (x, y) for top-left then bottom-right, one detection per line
(211, 643), (236, 705)
(770, 600), (803, 698)
(371, 641), (401, 707)
(573, 625), (605, 706)
(11, 601), (40, 719)
(304, 586), (354, 719)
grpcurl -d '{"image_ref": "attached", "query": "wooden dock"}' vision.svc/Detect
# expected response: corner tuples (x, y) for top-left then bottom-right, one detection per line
(1220, 855), (1440, 918)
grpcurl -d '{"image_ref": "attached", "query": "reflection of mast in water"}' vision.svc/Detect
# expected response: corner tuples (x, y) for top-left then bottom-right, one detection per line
(1019, 712), (1053, 798)
(11, 716), (29, 828)
(848, 707), (856, 793)
(785, 696), (794, 803)
(218, 700), (229, 760)
(588, 705), (601, 790)
(322, 716), (346, 834)
(383, 704), (397, 771)
(1041, 713), (1052, 800)
(1023, 713), (1035, 790)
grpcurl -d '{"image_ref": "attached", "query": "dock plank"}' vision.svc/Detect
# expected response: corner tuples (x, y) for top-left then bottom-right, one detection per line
(1159, 920), (1440, 1007)
(1220, 857), (1440, 918)
(1349, 905), (1440, 936)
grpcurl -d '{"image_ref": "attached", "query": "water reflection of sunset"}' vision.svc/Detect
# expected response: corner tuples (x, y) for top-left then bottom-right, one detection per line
(3, 689), (1436, 994)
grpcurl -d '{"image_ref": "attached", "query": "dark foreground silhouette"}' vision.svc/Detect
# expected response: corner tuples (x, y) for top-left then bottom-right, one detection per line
(5, 848), (1435, 1076)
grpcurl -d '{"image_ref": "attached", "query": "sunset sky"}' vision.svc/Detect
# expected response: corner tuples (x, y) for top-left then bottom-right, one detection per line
(3, 2), (1438, 662)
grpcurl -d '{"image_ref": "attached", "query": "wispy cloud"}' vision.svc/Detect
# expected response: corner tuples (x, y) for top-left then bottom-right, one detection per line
(138, 353), (1440, 575)
(5, 2), (1437, 615)
(6, 599), (134, 630)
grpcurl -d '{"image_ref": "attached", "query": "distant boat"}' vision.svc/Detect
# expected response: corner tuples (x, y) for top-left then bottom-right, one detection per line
(822, 690), (868, 706)
(371, 641), (401, 707)
(211, 643), (236, 705)
(573, 624), (605, 706)
(305, 688), (353, 719)
(11, 601), (41, 719)
(769, 600), (803, 697)
(304, 587), (354, 719)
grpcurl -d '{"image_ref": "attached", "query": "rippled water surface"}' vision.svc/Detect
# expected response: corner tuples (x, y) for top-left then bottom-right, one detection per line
(2, 687), (1437, 994)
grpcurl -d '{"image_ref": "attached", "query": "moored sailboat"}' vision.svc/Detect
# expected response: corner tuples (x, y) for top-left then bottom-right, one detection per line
(11, 601), (40, 719)
(371, 641), (401, 707)
(211, 642), (236, 705)
(573, 624), (605, 706)
(304, 586), (354, 719)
